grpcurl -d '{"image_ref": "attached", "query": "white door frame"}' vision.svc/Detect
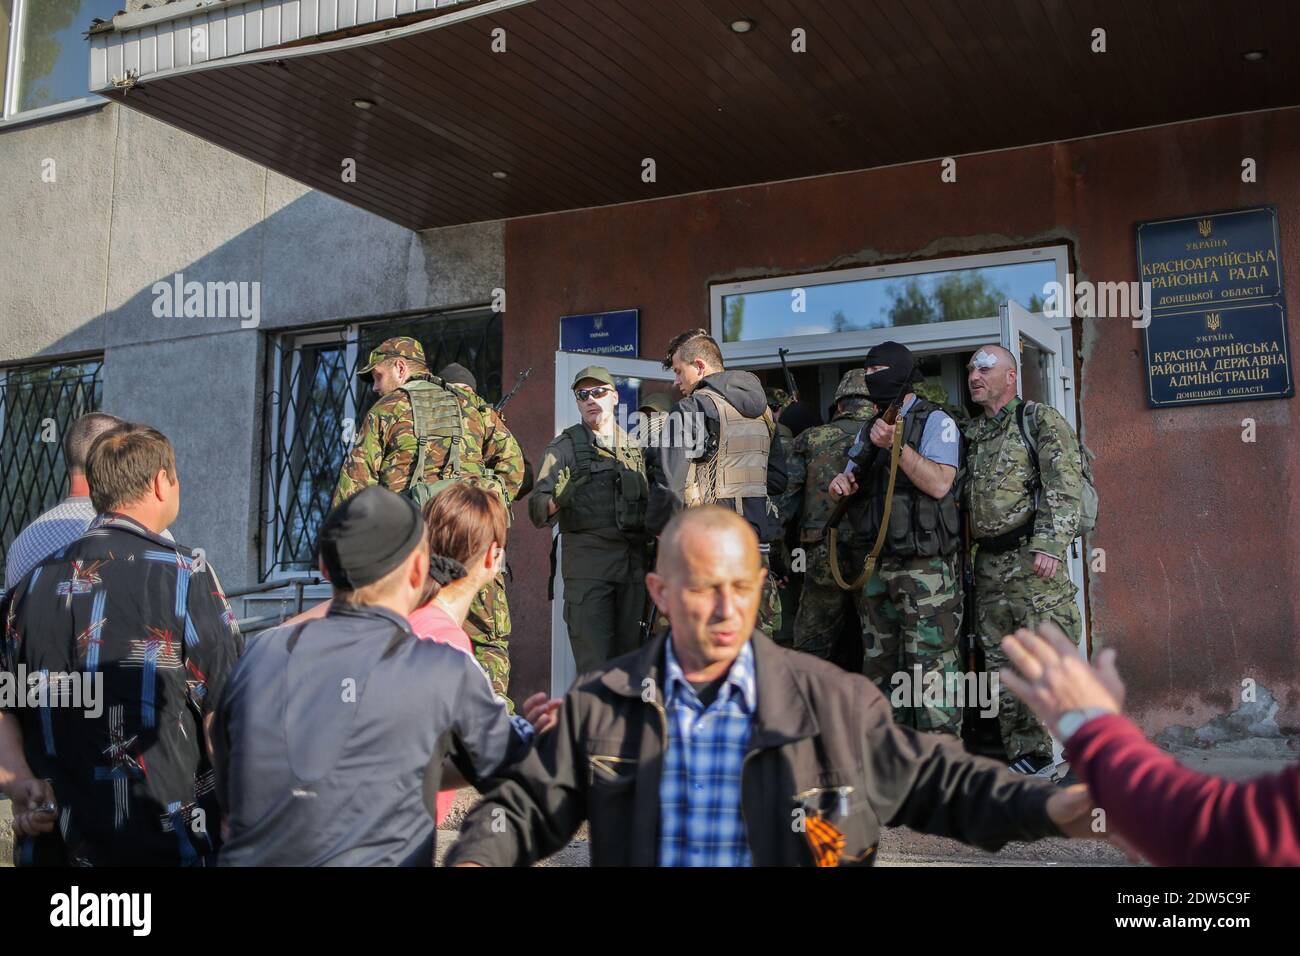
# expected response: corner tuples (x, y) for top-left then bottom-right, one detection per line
(550, 351), (676, 697)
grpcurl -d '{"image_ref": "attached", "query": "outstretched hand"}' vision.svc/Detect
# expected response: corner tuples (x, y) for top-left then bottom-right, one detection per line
(1000, 623), (1125, 736)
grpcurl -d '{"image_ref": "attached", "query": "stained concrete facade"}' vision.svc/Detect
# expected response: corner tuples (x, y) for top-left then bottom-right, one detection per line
(500, 106), (1300, 732)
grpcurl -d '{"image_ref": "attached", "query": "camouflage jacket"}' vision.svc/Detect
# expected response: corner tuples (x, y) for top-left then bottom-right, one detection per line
(332, 377), (526, 509)
(963, 397), (1083, 561)
(777, 404), (876, 543)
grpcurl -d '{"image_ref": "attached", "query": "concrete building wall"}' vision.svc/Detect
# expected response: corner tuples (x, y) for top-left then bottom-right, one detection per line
(502, 106), (1300, 728)
(1, 101), (505, 594)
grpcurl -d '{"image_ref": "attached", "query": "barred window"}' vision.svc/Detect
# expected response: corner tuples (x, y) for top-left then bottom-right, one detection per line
(261, 308), (503, 578)
(0, 357), (104, 582)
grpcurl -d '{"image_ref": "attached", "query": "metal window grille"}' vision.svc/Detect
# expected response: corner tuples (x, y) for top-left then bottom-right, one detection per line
(0, 357), (104, 581)
(261, 308), (503, 578)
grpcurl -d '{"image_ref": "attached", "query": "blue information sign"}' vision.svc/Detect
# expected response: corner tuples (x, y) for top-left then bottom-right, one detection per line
(1137, 206), (1292, 407)
(559, 309), (639, 358)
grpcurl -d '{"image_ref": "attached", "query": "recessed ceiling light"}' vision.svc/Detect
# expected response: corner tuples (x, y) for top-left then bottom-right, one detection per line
(491, 171), (508, 180)
(353, 98), (375, 110)
(1242, 49), (1267, 62)
(730, 18), (755, 33)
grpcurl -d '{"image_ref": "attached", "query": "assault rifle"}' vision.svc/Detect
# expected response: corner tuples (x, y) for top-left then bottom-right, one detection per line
(820, 386), (907, 537)
(959, 511), (982, 750)
(777, 347), (800, 403)
(494, 367), (533, 417)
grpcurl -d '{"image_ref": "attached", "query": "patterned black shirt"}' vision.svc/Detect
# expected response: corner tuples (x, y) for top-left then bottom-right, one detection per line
(1, 513), (244, 865)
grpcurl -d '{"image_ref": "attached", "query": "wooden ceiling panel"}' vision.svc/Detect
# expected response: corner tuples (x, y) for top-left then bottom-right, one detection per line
(103, 0), (1300, 230)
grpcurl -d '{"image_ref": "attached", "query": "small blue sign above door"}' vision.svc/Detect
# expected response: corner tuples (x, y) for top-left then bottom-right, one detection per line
(560, 309), (639, 358)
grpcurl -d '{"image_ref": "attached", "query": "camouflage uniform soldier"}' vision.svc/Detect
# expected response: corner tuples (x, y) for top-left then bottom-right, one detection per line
(828, 342), (964, 736)
(331, 340), (525, 706)
(437, 363), (527, 704)
(532, 366), (650, 672)
(646, 330), (788, 639)
(777, 370), (876, 660)
(965, 344), (1085, 774)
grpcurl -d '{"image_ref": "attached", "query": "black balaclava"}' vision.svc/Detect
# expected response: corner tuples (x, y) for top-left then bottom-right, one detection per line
(862, 341), (919, 406)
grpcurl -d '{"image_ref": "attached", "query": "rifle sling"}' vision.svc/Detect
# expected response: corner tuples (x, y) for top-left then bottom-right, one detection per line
(829, 421), (905, 592)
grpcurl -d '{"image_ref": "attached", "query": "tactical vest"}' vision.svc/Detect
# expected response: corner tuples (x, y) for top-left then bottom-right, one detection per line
(556, 424), (647, 535)
(854, 398), (962, 558)
(400, 377), (466, 507)
(684, 390), (774, 514)
(802, 417), (863, 542)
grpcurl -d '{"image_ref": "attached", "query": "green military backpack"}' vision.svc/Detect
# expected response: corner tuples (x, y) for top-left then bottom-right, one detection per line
(401, 378), (466, 509)
(1016, 401), (1099, 535)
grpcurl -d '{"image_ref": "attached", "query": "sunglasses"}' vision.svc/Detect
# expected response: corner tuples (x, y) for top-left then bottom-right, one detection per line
(575, 386), (614, 401)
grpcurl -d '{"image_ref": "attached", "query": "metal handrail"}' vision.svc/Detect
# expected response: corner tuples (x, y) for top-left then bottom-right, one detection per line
(225, 576), (322, 599)
(230, 576), (325, 634)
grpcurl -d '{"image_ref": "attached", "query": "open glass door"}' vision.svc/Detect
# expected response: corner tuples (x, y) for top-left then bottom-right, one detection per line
(999, 298), (1086, 647)
(1001, 299), (1068, 407)
(550, 351), (677, 696)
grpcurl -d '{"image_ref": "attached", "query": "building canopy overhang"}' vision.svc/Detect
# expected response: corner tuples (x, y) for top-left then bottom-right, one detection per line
(89, 0), (1300, 231)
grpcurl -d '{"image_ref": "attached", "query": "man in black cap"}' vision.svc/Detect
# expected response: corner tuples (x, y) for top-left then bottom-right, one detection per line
(530, 366), (650, 671)
(827, 341), (965, 737)
(438, 362), (477, 391)
(213, 486), (533, 866)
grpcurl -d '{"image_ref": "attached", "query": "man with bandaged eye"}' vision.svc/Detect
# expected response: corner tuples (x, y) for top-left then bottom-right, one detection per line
(965, 344), (1088, 778)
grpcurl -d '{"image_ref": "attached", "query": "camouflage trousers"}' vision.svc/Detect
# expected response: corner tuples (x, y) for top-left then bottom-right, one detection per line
(975, 544), (1080, 762)
(861, 553), (963, 736)
(464, 572), (513, 712)
(793, 539), (868, 660)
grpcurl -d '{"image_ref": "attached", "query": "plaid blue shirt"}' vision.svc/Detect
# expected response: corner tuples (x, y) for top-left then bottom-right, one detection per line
(658, 637), (757, 867)
(3, 497), (96, 591)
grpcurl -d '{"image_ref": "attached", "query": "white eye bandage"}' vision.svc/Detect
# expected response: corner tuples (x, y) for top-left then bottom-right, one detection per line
(970, 350), (999, 371)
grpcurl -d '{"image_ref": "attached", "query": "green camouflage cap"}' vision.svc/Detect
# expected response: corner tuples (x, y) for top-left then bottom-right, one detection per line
(359, 336), (426, 375)
(571, 365), (615, 390)
(834, 368), (870, 402)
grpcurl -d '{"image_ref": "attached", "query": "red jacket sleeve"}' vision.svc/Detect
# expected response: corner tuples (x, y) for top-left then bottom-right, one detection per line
(1066, 714), (1300, 866)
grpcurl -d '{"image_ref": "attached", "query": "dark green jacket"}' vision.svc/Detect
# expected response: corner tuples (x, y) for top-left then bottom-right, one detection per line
(447, 632), (1062, 866)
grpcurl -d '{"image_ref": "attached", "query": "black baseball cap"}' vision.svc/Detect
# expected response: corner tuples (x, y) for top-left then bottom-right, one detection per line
(318, 487), (424, 589)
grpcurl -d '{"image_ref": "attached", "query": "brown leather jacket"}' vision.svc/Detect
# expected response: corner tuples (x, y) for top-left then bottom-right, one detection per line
(447, 632), (1062, 866)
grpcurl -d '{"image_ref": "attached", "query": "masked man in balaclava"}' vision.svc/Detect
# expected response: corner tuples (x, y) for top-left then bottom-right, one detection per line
(828, 342), (965, 736)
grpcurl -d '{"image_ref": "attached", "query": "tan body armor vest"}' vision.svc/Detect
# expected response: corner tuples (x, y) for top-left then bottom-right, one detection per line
(684, 390), (774, 514)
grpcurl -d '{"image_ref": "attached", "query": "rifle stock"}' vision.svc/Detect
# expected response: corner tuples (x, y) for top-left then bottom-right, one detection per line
(821, 402), (902, 537)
